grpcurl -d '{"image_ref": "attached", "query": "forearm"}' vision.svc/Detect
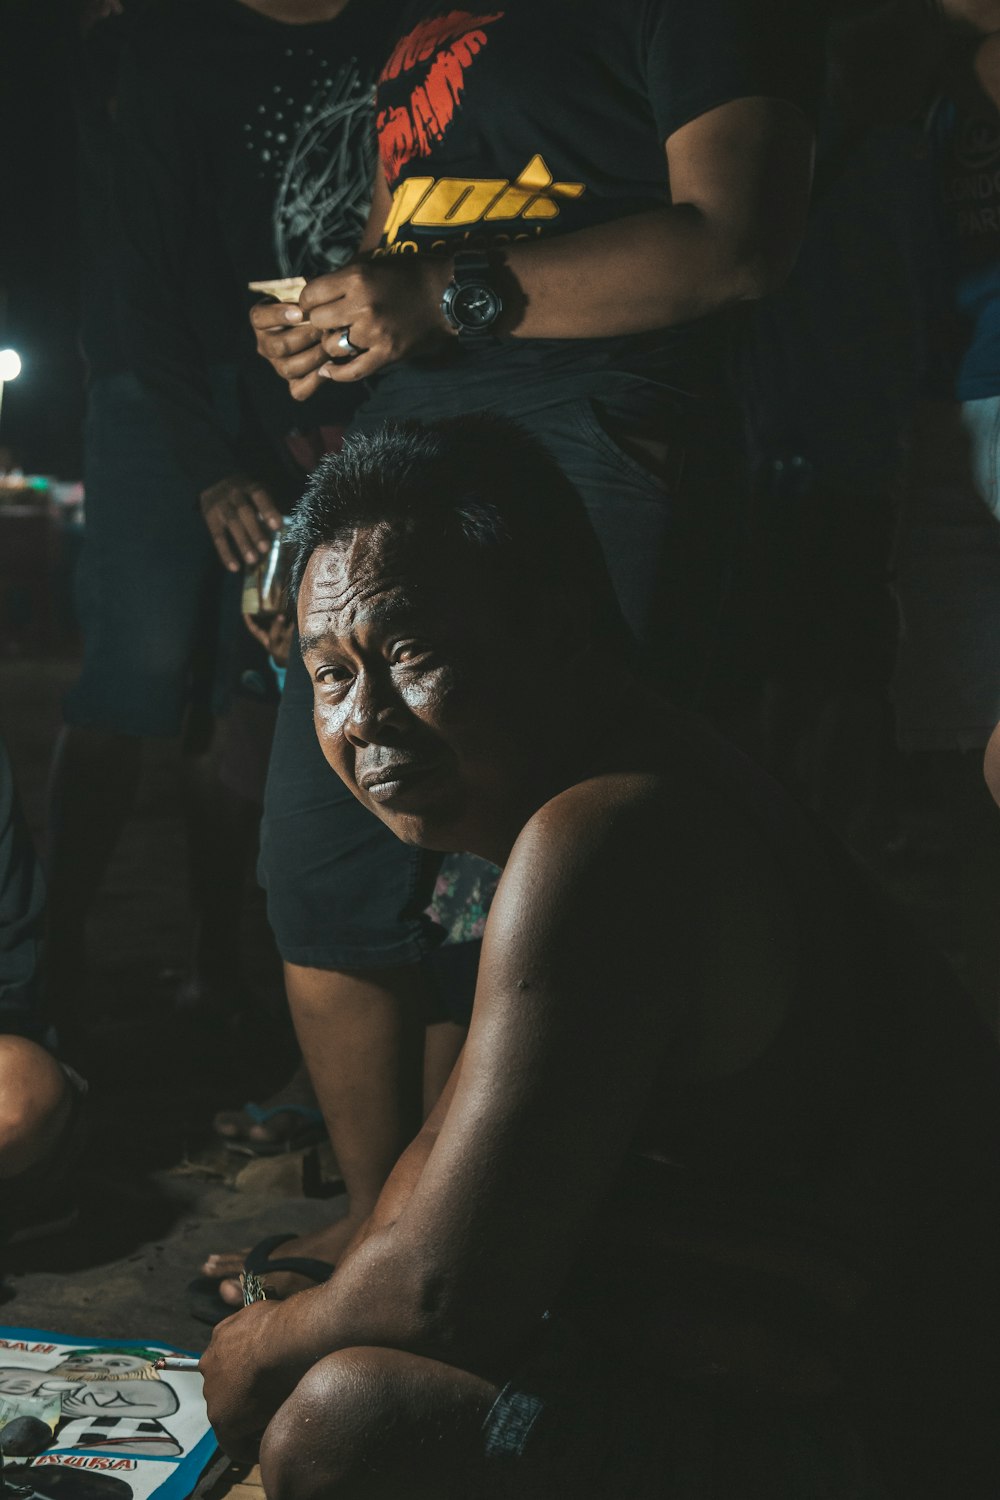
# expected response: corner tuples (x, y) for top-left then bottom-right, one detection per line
(260, 1141), (481, 1383)
(417, 206), (791, 343)
(260, 1092), (519, 1380)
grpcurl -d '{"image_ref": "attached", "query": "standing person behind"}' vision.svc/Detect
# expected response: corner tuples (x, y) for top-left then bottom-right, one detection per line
(47, 1), (397, 1095)
(220, 0), (818, 1299)
(887, 36), (1000, 1016)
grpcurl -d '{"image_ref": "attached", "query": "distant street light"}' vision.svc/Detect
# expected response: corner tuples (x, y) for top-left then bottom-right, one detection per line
(0, 348), (22, 445)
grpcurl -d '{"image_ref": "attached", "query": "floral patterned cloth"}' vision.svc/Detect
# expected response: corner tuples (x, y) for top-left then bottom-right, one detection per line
(426, 854), (501, 946)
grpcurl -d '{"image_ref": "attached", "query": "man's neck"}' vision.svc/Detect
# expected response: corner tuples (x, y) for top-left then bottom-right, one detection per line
(234, 0), (351, 24)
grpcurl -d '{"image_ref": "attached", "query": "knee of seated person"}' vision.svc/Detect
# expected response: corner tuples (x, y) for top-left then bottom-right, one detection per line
(985, 720), (1000, 808)
(0, 1038), (70, 1177)
(260, 1349), (415, 1500)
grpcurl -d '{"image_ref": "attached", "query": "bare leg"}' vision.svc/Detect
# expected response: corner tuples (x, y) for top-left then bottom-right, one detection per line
(45, 725), (143, 1037)
(202, 961), (426, 1300)
(259, 1346), (498, 1500)
(423, 1020), (466, 1117)
(0, 1037), (73, 1178)
(213, 1057), (320, 1148)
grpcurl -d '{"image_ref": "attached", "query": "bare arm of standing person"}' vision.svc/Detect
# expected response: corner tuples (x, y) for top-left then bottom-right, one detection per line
(199, 781), (687, 1459)
(249, 95), (814, 399)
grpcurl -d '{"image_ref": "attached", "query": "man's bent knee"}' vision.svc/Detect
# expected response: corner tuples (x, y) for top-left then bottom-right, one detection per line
(259, 1347), (497, 1500)
(0, 1039), (71, 1177)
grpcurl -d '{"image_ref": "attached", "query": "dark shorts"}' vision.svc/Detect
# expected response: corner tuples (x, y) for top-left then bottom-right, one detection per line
(479, 1315), (891, 1500)
(63, 370), (244, 739)
(259, 378), (743, 968)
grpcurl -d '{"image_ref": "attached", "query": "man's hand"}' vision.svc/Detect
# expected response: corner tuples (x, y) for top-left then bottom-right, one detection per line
(940, 0), (1000, 33)
(242, 611), (295, 666)
(199, 474), (283, 572)
(200, 1302), (302, 1464)
(79, 0), (122, 35)
(250, 259), (454, 401)
(250, 299), (327, 403)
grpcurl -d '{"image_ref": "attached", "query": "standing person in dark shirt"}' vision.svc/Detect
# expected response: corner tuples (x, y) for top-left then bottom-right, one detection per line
(47, 0), (396, 1065)
(207, 0), (817, 1302)
(112, 0), (399, 564)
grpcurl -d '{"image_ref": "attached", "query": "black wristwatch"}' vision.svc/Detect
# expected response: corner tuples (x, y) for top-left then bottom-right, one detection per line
(440, 250), (503, 341)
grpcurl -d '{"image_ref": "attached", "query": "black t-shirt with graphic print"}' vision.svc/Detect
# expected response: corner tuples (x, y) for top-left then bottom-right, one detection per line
(365, 0), (820, 412)
(115, 0), (404, 494)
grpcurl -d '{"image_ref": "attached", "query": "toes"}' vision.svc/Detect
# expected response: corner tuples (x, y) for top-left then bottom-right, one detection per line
(213, 1110), (251, 1139)
(219, 1277), (245, 1307)
(200, 1251), (249, 1276)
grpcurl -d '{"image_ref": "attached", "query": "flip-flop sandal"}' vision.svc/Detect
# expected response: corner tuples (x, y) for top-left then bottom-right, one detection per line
(218, 1102), (328, 1157)
(186, 1231), (336, 1326)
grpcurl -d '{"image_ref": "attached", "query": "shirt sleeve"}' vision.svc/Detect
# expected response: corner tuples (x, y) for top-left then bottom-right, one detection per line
(113, 18), (244, 495)
(642, 0), (823, 145)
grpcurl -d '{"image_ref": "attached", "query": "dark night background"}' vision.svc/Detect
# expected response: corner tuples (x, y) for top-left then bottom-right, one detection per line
(1, 0), (87, 478)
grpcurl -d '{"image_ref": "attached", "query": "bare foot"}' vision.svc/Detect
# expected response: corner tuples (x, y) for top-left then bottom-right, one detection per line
(199, 1217), (361, 1306)
(213, 1062), (322, 1150)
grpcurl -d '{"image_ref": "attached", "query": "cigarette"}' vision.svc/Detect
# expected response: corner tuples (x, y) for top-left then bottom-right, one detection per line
(247, 276), (306, 304)
(153, 1358), (201, 1372)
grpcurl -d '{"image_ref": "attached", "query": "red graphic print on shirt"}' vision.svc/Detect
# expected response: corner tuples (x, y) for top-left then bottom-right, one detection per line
(377, 10), (504, 185)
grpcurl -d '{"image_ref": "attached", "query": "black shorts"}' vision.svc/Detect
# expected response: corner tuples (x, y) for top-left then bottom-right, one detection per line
(478, 1313), (892, 1500)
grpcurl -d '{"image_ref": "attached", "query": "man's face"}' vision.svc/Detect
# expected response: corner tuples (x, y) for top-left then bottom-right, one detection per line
(55, 1354), (145, 1377)
(299, 526), (538, 850)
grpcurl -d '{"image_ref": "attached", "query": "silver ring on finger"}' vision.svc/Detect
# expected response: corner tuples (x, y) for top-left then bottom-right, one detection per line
(337, 329), (362, 358)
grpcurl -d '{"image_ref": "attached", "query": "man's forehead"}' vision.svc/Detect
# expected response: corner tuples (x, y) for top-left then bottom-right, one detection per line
(300, 528), (480, 628)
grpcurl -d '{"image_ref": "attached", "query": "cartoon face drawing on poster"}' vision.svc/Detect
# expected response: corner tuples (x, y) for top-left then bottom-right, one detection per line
(0, 1349), (182, 1458)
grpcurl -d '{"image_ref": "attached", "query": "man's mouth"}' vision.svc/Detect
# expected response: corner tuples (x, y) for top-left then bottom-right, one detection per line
(358, 761), (439, 804)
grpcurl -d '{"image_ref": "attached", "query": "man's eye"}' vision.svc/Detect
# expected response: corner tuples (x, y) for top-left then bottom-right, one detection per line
(316, 664), (354, 686)
(391, 640), (433, 666)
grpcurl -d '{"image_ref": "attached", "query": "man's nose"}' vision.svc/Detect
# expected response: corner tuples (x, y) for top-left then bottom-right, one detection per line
(343, 670), (405, 746)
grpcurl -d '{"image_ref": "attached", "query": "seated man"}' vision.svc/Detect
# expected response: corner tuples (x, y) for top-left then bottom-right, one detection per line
(201, 418), (1000, 1499)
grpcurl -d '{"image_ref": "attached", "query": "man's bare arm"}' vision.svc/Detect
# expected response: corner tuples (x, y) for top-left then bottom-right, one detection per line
(201, 781), (688, 1455)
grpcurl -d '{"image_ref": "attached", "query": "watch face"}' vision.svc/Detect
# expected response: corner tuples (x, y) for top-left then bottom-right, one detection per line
(453, 281), (502, 330)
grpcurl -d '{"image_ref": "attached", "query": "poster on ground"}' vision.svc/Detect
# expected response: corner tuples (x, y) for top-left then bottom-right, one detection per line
(0, 1328), (217, 1500)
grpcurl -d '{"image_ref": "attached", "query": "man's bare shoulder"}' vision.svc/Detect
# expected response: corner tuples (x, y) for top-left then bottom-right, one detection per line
(465, 773), (691, 1061)
(522, 771), (676, 862)
(484, 772), (687, 984)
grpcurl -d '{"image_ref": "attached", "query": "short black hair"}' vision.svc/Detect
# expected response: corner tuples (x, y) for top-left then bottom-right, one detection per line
(286, 414), (631, 645)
